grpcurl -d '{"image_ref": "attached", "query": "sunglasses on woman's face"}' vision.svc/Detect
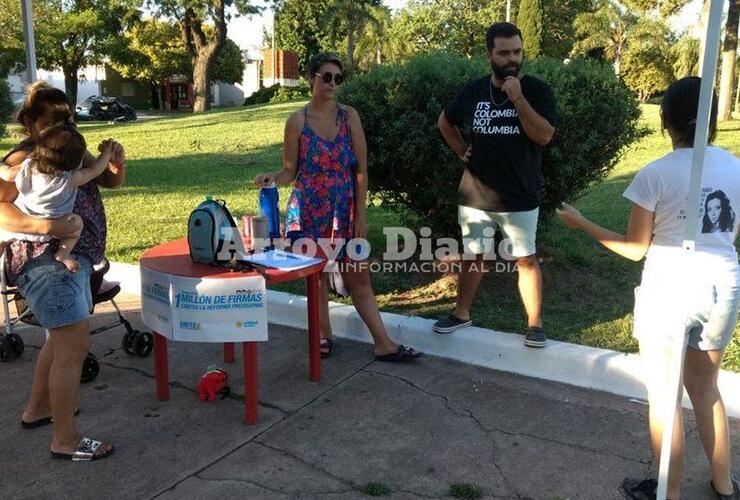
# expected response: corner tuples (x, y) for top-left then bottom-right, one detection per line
(316, 72), (343, 85)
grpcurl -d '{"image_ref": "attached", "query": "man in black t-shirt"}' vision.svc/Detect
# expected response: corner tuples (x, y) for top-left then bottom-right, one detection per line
(433, 22), (556, 348)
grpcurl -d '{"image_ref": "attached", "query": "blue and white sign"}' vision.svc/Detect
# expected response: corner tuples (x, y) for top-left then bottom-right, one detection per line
(140, 270), (268, 343)
(140, 268), (173, 338)
(170, 275), (268, 342)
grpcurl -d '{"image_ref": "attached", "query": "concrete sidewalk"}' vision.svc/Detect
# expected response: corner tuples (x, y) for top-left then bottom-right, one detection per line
(1, 294), (737, 499)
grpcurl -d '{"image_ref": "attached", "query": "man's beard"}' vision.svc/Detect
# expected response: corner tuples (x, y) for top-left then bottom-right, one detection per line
(491, 61), (520, 80)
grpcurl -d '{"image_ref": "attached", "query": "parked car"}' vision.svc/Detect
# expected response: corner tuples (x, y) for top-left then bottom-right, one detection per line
(75, 96), (137, 122)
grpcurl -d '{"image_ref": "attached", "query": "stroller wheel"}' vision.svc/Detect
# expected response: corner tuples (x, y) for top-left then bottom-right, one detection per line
(80, 353), (99, 383)
(134, 331), (153, 357)
(0, 336), (11, 362)
(122, 330), (137, 356)
(7, 333), (24, 357)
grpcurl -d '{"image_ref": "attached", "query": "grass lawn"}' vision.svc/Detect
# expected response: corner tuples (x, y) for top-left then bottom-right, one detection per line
(2, 101), (739, 370)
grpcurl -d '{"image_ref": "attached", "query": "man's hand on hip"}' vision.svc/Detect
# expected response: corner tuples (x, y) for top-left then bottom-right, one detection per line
(458, 145), (472, 163)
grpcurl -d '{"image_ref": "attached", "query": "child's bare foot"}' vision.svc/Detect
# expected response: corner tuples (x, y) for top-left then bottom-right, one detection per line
(56, 254), (79, 272)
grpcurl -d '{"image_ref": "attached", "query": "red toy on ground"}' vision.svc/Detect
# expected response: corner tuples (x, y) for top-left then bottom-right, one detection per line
(196, 367), (229, 401)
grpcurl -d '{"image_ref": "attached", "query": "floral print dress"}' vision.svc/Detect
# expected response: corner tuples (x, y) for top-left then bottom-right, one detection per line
(285, 106), (357, 244)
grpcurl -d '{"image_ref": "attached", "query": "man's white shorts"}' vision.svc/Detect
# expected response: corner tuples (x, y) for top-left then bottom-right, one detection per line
(458, 205), (539, 259)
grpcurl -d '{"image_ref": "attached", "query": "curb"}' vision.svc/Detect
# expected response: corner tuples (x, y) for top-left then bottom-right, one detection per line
(110, 261), (740, 418)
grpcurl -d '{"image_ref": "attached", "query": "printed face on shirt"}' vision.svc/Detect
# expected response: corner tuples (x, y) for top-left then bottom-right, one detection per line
(707, 198), (721, 225)
(488, 36), (523, 80)
(701, 189), (736, 233)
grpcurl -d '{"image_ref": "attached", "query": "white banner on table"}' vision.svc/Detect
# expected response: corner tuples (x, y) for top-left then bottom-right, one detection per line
(169, 275), (268, 342)
(140, 268), (173, 338)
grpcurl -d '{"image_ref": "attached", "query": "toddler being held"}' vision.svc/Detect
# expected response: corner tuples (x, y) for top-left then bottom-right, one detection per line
(0, 121), (114, 271)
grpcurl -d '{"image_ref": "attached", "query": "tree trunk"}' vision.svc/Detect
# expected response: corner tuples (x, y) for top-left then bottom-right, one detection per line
(347, 29), (355, 72)
(718, 0), (739, 121)
(182, 0), (226, 113)
(151, 82), (165, 111)
(192, 50), (214, 113)
(63, 66), (79, 108)
(698, 0), (711, 72)
(346, 3), (355, 72)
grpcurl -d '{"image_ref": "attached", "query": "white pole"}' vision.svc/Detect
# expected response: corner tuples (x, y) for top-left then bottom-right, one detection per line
(681, 0), (723, 252)
(655, 1), (723, 499)
(20, 0), (37, 83)
(506, 0), (511, 22)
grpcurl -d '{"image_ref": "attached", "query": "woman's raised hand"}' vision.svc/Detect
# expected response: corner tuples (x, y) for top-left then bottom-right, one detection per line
(107, 140), (125, 166)
(255, 173), (275, 188)
(556, 203), (585, 229)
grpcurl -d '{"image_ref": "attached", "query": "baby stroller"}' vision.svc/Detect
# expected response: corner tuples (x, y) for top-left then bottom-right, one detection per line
(0, 254), (153, 383)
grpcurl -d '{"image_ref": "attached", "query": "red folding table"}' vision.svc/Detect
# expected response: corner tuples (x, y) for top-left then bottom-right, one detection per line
(139, 239), (326, 424)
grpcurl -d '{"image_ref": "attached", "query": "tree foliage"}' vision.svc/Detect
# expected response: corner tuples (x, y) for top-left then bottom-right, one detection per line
(0, 0), (139, 104)
(540, 0), (595, 59)
(390, 0), (506, 58)
(212, 38), (245, 84)
(571, 0), (638, 75)
(0, 0), (25, 76)
(517, 0), (543, 58)
(110, 18), (190, 83)
(109, 17), (243, 111)
(621, 19), (674, 100)
(273, 0), (384, 75)
(0, 79), (12, 138)
(274, 0), (338, 76)
(671, 34), (699, 79)
(353, 5), (409, 70)
(323, 0), (383, 73)
(621, 0), (689, 17)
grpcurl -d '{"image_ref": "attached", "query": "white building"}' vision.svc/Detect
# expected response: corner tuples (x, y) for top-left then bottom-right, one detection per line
(9, 55), (264, 109)
(8, 66), (105, 105)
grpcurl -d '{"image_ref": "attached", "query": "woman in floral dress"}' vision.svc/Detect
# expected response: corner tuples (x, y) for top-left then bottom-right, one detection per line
(256, 53), (421, 362)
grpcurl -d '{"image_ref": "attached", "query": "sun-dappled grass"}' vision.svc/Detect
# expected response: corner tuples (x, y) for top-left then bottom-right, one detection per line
(2, 102), (739, 370)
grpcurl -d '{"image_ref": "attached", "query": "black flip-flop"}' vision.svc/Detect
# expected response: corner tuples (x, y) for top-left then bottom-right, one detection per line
(21, 408), (80, 429)
(711, 479), (740, 500)
(50, 437), (114, 461)
(320, 338), (335, 359)
(375, 345), (423, 363)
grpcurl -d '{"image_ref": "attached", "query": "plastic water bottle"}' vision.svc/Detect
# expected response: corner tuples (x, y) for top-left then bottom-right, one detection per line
(259, 184), (280, 241)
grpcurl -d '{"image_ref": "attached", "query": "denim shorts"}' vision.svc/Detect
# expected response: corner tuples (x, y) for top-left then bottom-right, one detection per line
(15, 252), (93, 329)
(633, 281), (740, 351)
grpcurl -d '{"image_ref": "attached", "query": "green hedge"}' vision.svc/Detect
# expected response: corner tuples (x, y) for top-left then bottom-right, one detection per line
(0, 79), (13, 138)
(244, 84), (281, 106)
(245, 84), (310, 106)
(337, 53), (644, 236)
(269, 84), (310, 103)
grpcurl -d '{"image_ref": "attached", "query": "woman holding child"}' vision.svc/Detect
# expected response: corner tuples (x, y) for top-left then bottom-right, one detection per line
(1, 82), (125, 461)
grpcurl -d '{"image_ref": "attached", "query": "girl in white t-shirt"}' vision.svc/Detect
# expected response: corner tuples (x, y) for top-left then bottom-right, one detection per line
(558, 77), (739, 500)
